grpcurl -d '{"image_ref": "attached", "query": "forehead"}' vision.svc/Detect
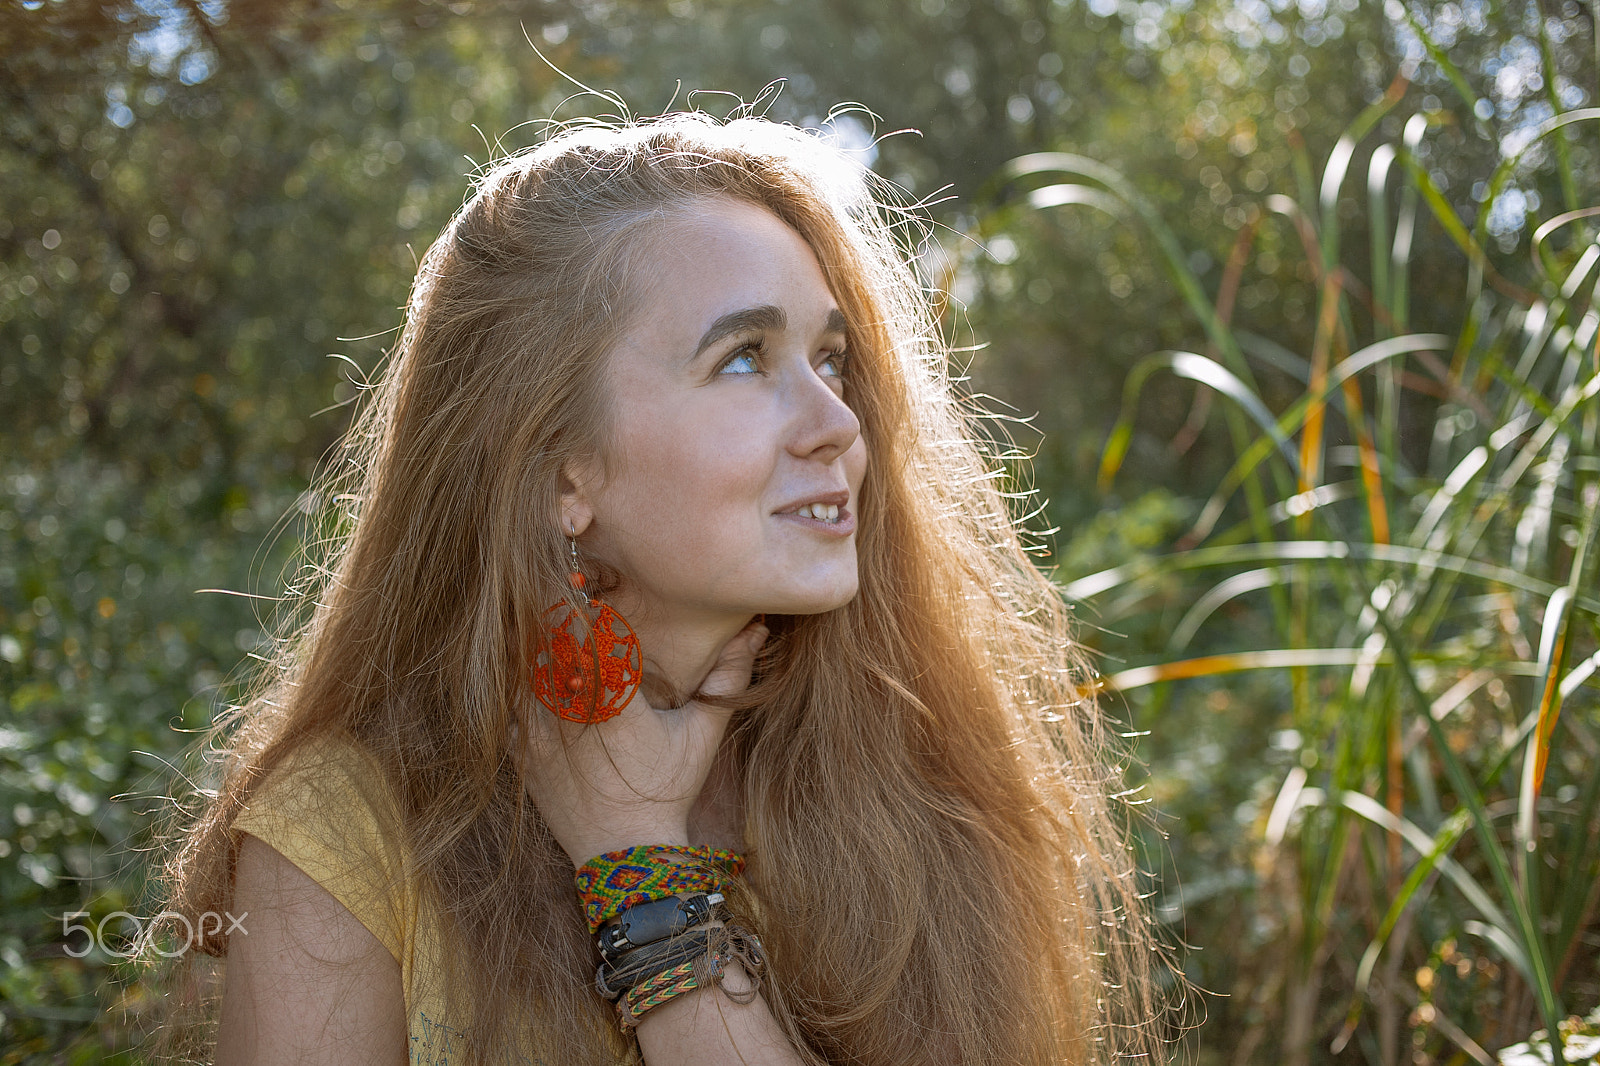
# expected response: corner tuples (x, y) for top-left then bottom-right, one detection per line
(620, 199), (838, 337)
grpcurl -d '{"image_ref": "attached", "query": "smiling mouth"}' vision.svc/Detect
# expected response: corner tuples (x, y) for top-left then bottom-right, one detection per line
(793, 502), (843, 523)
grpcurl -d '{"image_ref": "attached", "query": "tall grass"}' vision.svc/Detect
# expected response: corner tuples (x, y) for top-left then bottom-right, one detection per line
(996, 93), (1600, 1063)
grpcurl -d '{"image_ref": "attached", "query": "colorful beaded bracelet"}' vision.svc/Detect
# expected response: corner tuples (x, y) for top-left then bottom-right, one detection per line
(573, 844), (745, 934)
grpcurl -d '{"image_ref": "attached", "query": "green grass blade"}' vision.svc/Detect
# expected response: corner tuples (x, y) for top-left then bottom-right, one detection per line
(1551, 730), (1600, 985)
(1338, 806), (1484, 1013)
(1413, 446), (1489, 550)
(1388, 114), (1430, 334)
(1103, 651), (1545, 692)
(1318, 77), (1406, 268)
(1062, 539), (1600, 618)
(1168, 566), (1290, 651)
(1400, 9), (1488, 122)
(1372, 604), (1568, 1057)
(1001, 152), (1257, 386)
(1478, 109), (1600, 246)
(1532, 209), (1600, 284)
(1559, 648), (1600, 698)
(1023, 183), (1126, 217)
(1536, 12), (1581, 213)
(1530, 480), (1600, 797)
(1236, 329), (1312, 383)
(1097, 351), (1298, 492)
(1368, 144), (1397, 334)
(1176, 334), (1450, 544)
(1335, 792), (1526, 976)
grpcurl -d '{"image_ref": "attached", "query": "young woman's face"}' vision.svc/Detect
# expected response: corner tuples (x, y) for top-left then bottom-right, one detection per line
(567, 197), (868, 627)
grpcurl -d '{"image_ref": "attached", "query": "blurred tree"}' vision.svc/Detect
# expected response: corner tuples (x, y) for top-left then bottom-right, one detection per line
(1, 0), (1593, 1059)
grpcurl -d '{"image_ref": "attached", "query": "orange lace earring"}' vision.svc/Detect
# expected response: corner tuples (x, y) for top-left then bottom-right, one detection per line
(530, 534), (642, 723)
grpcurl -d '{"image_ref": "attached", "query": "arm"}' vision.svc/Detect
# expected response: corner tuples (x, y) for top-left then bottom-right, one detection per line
(522, 620), (806, 1066)
(215, 833), (408, 1066)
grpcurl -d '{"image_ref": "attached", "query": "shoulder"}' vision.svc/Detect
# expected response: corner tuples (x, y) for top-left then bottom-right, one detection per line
(234, 734), (403, 859)
(232, 733), (411, 964)
(239, 733), (398, 828)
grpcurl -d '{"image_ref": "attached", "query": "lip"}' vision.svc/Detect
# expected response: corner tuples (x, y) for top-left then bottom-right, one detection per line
(773, 489), (850, 514)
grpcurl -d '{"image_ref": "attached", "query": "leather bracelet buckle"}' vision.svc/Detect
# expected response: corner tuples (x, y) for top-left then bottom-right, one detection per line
(595, 891), (723, 963)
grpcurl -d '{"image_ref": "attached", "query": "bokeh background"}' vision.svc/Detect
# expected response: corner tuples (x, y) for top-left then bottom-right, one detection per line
(3, 0), (1598, 1062)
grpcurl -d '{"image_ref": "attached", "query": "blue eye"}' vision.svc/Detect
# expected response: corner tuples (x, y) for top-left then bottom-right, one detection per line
(719, 347), (761, 375)
(819, 350), (850, 378)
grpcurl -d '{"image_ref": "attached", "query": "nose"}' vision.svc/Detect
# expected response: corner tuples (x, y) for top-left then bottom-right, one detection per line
(784, 364), (861, 465)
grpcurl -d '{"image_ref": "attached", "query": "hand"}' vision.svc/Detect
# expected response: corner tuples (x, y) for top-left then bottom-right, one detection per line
(519, 619), (768, 866)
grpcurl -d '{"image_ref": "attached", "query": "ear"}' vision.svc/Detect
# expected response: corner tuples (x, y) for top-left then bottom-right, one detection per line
(558, 458), (598, 537)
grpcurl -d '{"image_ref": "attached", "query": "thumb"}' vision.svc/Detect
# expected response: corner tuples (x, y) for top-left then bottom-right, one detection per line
(696, 619), (769, 701)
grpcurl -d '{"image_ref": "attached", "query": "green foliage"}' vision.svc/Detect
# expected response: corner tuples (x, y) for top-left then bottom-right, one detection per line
(2, 0), (1596, 1061)
(1037, 50), (1600, 1066)
(0, 458), (286, 1059)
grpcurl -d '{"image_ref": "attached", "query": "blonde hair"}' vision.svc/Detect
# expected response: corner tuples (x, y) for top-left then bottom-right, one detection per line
(160, 111), (1167, 1064)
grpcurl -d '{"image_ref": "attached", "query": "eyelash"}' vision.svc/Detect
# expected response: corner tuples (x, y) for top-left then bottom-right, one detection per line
(717, 343), (851, 379)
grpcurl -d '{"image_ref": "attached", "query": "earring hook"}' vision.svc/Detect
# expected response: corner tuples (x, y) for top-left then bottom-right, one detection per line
(566, 534), (590, 604)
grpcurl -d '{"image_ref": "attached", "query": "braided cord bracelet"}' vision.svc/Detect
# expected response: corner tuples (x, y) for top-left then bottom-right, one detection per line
(612, 924), (769, 1030)
(596, 925), (722, 1001)
(617, 956), (725, 1030)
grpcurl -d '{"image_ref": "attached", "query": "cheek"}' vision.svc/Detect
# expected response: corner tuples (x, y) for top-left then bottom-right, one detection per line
(603, 407), (770, 529)
(846, 434), (869, 493)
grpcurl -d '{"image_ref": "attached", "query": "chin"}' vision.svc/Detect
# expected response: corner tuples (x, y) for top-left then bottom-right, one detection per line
(763, 580), (859, 617)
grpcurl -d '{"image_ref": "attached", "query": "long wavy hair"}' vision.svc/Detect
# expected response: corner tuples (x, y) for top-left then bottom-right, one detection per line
(159, 110), (1167, 1065)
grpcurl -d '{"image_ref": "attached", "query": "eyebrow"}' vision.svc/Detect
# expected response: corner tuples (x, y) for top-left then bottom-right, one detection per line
(692, 305), (849, 360)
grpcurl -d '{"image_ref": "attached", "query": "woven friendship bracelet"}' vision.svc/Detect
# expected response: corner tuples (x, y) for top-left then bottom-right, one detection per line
(574, 844), (745, 934)
(630, 959), (700, 1003)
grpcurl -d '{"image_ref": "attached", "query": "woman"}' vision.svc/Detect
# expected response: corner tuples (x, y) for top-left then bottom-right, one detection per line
(161, 111), (1164, 1065)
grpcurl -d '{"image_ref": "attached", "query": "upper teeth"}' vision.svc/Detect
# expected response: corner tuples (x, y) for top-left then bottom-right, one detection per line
(797, 503), (840, 522)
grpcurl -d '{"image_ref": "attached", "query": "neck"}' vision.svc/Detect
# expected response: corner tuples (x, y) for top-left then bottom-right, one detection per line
(608, 595), (752, 705)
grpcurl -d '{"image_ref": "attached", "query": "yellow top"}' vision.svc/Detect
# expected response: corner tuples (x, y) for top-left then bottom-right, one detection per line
(233, 735), (624, 1065)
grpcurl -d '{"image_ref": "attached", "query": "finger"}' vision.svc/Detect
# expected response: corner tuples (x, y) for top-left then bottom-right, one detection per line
(674, 621), (767, 762)
(696, 620), (769, 700)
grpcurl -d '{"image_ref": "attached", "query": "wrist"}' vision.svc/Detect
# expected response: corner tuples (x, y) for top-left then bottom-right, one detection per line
(565, 827), (690, 867)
